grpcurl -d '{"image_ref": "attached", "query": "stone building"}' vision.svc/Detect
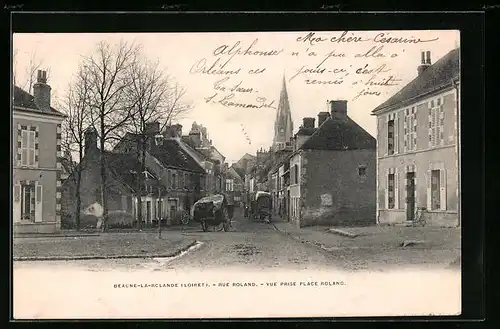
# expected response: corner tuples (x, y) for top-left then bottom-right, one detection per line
(288, 100), (376, 228)
(372, 48), (460, 227)
(112, 122), (207, 224)
(12, 70), (67, 233)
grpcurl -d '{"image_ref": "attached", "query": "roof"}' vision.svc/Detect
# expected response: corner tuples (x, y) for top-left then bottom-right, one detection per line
(295, 126), (317, 136)
(300, 116), (376, 151)
(119, 133), (206, 174)
(13, 85), (66, 117)
(232, 166), (246, 179)
(150, 139), (206, 174)
(372, 48), (460, 114)
(103, 151), (159, 192)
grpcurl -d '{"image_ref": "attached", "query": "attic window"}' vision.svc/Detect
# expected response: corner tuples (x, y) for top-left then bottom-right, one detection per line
(358, 166), (367, 177)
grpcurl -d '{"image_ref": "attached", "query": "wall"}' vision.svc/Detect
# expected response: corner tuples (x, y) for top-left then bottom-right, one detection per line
(289, 152), (301, 223)
(376, 88), (459, 227)
(13, 113), (62, 233)
(299, 149), (376, 227)
(377, 146), (459, 227)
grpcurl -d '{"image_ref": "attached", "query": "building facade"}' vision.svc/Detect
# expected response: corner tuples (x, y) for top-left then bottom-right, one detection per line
(288, 100), (376, 228)
(12, 71), (67, 233)
(372, 48), (460, 227)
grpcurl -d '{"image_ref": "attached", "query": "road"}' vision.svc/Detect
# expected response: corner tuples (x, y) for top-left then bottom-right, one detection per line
(13, 211), (341, 273)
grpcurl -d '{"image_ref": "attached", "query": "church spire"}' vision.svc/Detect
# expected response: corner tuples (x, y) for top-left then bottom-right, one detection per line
(272, 74), (294, 151)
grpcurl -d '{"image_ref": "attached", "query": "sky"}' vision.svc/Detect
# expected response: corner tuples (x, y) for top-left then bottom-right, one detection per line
(13, 31), (459, 165)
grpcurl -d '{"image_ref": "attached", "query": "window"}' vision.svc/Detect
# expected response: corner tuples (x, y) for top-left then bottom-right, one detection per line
(121, 195), (128, 211)
(388, 173), (395, 209)
(20, 129), (36, 166)
(226, 179), (234, 191)
(404, 107), (417, 152)
(293, 164), (299, 184)
(387, 119), (394, 155)
(172, 172), (177, 189)
(179, 172), (185, 189)
(358, 166), (366, 176)
(21, 183), (36, 221)
(429, 98), (444, 147)
(431, 170), (441, 210)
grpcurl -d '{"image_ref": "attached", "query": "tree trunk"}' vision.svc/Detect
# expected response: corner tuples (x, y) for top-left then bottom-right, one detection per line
(99, 119), (108, 232)
(135, 137), (143, 230)
(140, 137), (147, 226)
(75, 170), (82, 231)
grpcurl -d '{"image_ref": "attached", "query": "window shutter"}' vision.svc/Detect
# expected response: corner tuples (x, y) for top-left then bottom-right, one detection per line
(426, 170), (432, 210)
(385, 169), (389, 209)
(384, 116), (389, 156)
(403, 117), (408, 153)
(35, 182), (43, 222)
(440, 169), (447, 211)
(13, 184), (21, 223)
(394, 168), (399, 209)
(394, 116), (399, 154)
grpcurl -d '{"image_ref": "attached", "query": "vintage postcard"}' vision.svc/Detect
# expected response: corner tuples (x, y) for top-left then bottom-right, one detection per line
(12, 29), (461, 319)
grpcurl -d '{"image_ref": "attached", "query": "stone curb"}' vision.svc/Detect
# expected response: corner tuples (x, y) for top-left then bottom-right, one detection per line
(327, 228), (358, 238)
(13, 239), (198, 262)
(14, 234), (101, 239)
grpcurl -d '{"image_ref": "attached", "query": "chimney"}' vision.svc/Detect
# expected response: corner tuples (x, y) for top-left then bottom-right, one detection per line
(33, 70), (51, 112)
(84, 127), (98, 155)
(170, 124), (182, 137)
(318, 111), (330, 126)
(302, 117), (315, 129)
(145, 121), (160, 136)
(417, 51), (431, 75)
(329, 100), (348, 120)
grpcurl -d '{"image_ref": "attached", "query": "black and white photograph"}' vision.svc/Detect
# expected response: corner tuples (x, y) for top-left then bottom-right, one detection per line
(12, 28), (461, 319)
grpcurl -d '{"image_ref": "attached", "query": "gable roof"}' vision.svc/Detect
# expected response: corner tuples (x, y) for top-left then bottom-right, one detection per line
(118, 133), (206, 174)
(150, 139), (206, 174)
(300, 116), (376, 151)
(372, 48), (460, 114)
(103, 151), (159, 192)
(232, 165), (246, 179)
(13, 85), (66, 117)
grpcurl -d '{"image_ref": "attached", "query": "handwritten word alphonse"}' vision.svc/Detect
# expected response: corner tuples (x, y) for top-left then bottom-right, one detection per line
(213, 39), (284, 59)
(297, 31), (439, 46)
(205, 93), (276, 109)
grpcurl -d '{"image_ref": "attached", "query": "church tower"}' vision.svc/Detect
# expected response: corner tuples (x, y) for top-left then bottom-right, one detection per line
(272, 75), (294, 152)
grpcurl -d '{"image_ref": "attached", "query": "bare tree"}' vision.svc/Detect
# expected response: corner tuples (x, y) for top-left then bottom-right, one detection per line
(60, 66), (93, 231)
(13, 49), (51, 93)
(159, 81), (193, 131)
(122, 55), (193, 230)
(83, 40), (141, 232)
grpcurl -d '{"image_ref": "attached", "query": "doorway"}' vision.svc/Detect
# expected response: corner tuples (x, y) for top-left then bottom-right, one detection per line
(146, 201), (151, 225)
(406, 172), (416, 221)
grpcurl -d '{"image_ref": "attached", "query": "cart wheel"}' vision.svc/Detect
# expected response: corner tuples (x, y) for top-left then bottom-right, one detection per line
(201, 221), (208, 232)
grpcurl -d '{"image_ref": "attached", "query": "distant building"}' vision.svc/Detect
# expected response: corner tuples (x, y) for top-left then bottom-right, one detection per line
(12, 70), (67, 233)
(372, 48), (460, 227)
(183, 122), (227, 194)
(226, 166), (244, 205)
(112, 122), (207, 224)
(289, 100), (376, 228)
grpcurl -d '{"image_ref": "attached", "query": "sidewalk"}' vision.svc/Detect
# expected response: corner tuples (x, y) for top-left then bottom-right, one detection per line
(271, 220), (461, 270)
(13, 231), (197, 261)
